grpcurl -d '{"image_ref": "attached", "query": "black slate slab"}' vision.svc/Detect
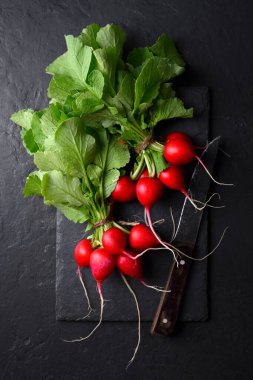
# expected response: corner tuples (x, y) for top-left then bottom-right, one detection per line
(56, 86), (210, 322)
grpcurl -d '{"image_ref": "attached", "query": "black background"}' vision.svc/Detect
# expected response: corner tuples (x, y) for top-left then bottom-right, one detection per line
(1, 0), (253, 379)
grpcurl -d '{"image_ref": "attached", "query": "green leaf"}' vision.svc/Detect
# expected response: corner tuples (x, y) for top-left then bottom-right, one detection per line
(150, 34), (185, 67)
(96, 24), (126, 51)
(106, 136), (130, 170)
(86, 69), (105, 99)
(87, 164), (102, 187)
(21, 128), (39, 154)
(75, 92), (104, 116)
(42, 170), (86, 206)
(48, 75), (82, 102)
(34, 151), (66, 172)
(154, 57), (185, 82)
(55, 118), (96, 178)
(46, 35), (93, 88)
(116, 73), (134, 111)
(94, 47), (119, 89)
(23, 171), (43, 197)
(159, 83), (175, 99)
(104, 169), (120, 197)
(149, 97), (193, 127)
(54, 204), (90, 223)
(10, 109), (34, 130)
(80, 23), (100, 49)
(127, 47), (153, 68)
(134, 58), (160, 111)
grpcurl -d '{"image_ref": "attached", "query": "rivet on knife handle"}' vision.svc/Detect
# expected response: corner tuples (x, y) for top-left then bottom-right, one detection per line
(150, 245), (193, 336)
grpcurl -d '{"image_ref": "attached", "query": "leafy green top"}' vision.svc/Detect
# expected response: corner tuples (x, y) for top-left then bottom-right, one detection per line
(11, 23), (193, 235)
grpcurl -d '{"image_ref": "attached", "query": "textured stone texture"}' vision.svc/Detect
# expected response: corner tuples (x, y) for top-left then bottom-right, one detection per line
(56, 87), (209, 322)
(1, 1), (253, 379)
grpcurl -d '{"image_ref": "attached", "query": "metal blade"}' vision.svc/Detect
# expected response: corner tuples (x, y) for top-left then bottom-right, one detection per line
(173, 136), (220, 248)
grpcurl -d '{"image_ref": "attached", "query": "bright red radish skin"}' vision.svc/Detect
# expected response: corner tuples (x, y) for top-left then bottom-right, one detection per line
(74, 239), (93, 267)
(159, 165), (185, 191)
(117, 252), (143, 280)
(164, 138), (195, 165)
(111, 176), (136, 202)
(136, 177), (163, 209)
(90, 248), (116, 284)
(129, 224), (159, 251)
(102, 227), (127, 255)
(140, 168), (150, 179)
(159, 166), (202, 210)
(164, 131), (191, 144)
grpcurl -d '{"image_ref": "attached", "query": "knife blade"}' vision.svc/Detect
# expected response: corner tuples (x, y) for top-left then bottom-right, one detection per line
(150, 137), (220, 336)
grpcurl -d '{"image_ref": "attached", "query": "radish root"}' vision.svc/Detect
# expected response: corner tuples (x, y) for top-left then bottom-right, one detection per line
(141, 280), (171, 293)
(145, 208), (179, 266)
(195, 155), (234, 186)
(63, 282), (104, 343)
(121, 274), (141, 369)
(75, 267), (93, 320)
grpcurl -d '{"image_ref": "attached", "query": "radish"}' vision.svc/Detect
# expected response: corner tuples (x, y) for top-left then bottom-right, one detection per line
(102, 225), (155, 260)
(117, 251), (171, 293)
(159, 166), (206, 211)
(136, 177), (163, 209)
(102, 227), (127, 255)
(164, 138), (232, 186)
(74, 239), (93, 317)
(111, 176), (136, 202)
(129, 224), (159, 251)
(164, 131), (191, 144)
(135, 177), (179, 264)
(74, 239), (92, 267)
(66, 248), (115, 342)
(140, 168), (153, 178)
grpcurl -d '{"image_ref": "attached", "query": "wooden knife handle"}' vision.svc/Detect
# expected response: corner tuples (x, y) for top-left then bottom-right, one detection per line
(150, 246), (192, 336)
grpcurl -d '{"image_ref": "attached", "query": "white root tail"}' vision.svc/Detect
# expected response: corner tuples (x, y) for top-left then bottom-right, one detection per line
(145, 208), (179, 266)
(195, 155), (234, 186)
(75, 267), (93, 320)
(63, 282), (104, 343)
(141, 280), (171, 293)
(121, 274), (141, 370)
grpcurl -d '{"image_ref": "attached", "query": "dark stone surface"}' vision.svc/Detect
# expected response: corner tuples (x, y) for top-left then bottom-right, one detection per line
(1, 1), (253, 379)
(56, 87), (209, 322)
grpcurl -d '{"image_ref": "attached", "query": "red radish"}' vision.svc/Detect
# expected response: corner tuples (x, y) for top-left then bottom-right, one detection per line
(74, 239), (93, 317)
(117, 252), (143, 280)
(135, 177), (180, 264)
(74, 239), (92, 267)
(68, 248), (116, 342)
(159, 166), (204, 210)
(140, 168), (150, 178)
(129, 224), (159, 251)
(136, 177), (163, 208)
(111, 176), (136, 202)
(164, 131), (191, 144)
(102, 227), (127, 255)
(117, 250), (171, 293)
(102, 226), (151, 259)
(90, 248), (116, 284)
(164, 138), (232, 186)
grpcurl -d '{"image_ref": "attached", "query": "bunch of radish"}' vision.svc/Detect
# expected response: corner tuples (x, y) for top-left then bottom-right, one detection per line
(71, 131), (230, 365)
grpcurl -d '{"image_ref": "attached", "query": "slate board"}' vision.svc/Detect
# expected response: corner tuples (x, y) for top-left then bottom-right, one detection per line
(56, 87), (210, 322)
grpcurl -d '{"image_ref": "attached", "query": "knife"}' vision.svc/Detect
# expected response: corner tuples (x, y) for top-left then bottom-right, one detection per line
(150, 137), (220, 336)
